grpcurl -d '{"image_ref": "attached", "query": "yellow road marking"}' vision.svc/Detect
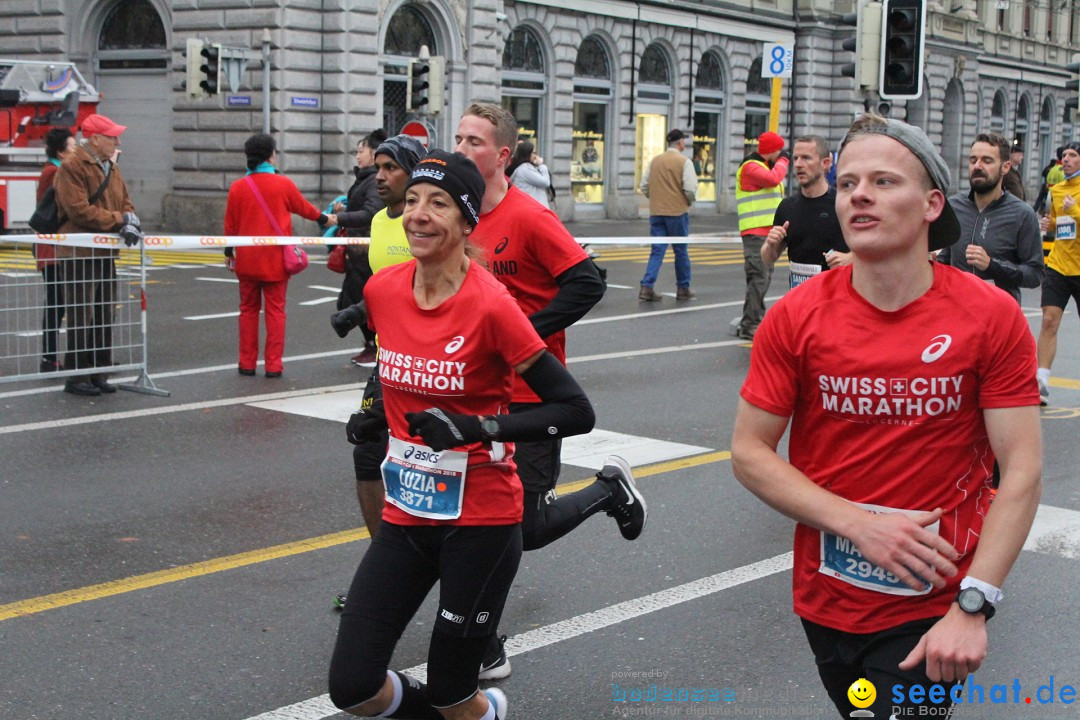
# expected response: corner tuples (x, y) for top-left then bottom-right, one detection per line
(0, 451), (730, 622)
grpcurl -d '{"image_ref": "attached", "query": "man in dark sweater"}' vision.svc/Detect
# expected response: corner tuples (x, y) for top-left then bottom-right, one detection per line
(762, 134), (850, 289)
(937, 132), (1043, 304)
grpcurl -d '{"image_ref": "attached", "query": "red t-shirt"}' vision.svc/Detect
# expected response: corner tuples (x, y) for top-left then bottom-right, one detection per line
(365, 259), (546, 526)
(224, 172), (323, 282)
(740, 263), (1038, 633)
(471, 185), (588, 402)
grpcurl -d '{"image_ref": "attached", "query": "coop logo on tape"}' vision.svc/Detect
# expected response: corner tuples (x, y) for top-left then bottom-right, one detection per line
(143, 237), (174, 246)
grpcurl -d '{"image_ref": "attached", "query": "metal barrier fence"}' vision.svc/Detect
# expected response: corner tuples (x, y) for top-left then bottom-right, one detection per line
(0, 238), (167, 395)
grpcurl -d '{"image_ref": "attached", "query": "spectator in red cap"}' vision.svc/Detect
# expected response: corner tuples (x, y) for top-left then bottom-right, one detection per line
(53, 113), (142, 397)
(733, 130), (789, 339)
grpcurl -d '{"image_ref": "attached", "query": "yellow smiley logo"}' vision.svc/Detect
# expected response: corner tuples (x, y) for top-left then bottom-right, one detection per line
(847, 678), (876, 709)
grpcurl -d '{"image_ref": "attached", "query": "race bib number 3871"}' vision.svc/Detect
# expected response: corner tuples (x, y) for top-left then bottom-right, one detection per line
(381, 436), (468, 520)
(818, 502), (938, 596)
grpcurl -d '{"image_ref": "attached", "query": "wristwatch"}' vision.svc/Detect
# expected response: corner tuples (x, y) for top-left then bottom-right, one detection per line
(479, 416), (500, 442)
(955, 587), (996, 620)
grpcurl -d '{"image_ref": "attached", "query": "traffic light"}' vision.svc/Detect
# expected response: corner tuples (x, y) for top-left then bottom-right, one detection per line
(426, 56), (445, 115)
(200, 42), (223, 96)
(840, 1), (881, 91)
(879, 0), (925, 100)
(1066, 53), (1080, 121)
(407, 54), (446, 115)
(186, 38), (207, 98)
(407, 58), (430, 113)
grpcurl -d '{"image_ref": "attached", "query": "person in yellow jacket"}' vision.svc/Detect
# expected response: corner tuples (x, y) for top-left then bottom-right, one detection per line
(1036, 141), (1080, 405)
(734, 131), (789, 339)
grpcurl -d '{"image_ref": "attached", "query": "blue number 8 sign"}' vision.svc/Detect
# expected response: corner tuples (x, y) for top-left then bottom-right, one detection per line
(761, 44), (793, 78)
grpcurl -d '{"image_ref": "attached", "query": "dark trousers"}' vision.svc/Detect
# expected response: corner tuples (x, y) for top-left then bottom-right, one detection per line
(39, 264), (66, 362)
(802, 617), (958, 719)
(61, 256), (115, 380)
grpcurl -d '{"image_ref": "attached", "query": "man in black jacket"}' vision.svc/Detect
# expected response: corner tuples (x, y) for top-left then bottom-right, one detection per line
(333, 129), (387, 366)
(937, 132), (1043, 304)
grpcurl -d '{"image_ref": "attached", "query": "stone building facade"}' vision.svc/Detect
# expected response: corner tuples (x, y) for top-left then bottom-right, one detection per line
(1, 0), (1077, 231)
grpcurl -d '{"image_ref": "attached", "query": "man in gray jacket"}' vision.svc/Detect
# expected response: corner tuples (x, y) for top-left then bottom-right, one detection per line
(938, 132), (1043, 304)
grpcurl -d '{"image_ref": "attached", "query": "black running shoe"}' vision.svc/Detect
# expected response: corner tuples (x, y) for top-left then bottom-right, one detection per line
(478, 634), (511, 680)
(599, 455), (647, 541)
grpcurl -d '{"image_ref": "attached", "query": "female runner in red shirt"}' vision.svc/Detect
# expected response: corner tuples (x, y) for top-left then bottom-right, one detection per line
(328, 150), (595, 720)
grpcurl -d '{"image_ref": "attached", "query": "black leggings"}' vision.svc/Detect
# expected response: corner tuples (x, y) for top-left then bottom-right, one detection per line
(39, 264), (66, 361)
(329, 522), (522, 710)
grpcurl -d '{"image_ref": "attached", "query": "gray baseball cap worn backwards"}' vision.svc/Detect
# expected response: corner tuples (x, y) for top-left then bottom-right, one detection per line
(840, 118), (961, 252)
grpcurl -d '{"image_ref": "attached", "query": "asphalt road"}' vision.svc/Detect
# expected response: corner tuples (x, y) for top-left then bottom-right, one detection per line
(1, 243), (1079, 720)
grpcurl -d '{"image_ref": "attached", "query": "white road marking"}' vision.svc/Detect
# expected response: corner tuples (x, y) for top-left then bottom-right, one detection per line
(248, 389), (363, 423)
(307, 285), (341, 293)
(195, 276), (239, 283)
(0, 384), (360, 436)
(1024, 504), (1080, 558)
(242, 552), (796, 720)
(298, 297), (339, 306)
(560, 429), (709, 469)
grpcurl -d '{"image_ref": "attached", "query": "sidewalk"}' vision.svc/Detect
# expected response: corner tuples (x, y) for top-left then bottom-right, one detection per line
(564, 211), (740, 239)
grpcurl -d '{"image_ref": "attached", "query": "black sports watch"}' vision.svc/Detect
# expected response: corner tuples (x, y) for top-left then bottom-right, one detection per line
(956, 587), (996, 620)
(479, 416), (500, 442)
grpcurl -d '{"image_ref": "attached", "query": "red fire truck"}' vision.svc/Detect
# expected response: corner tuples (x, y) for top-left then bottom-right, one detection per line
(0, 59), (100, 231)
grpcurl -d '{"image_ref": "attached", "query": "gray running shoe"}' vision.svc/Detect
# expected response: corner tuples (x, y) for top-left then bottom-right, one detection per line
(599, 455), (647, 541)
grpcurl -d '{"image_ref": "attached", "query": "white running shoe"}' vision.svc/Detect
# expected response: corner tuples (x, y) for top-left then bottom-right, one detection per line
(599, 455), (647, 541)
(483, 688), (508, 719)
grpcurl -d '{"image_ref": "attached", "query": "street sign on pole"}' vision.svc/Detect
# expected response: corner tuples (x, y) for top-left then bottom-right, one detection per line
(401, 120), (431, 149)
(761, 44), (794, 79)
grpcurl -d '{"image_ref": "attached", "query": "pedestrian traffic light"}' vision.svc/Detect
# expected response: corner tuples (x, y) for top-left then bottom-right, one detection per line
(1066, 54), (1080, 121)
(199, 42), (223, 96)
(406, 58), (430, 113)
(879, 0), (925, 100)
(186, 38), (207, 98)
(840, 1), (881, 91)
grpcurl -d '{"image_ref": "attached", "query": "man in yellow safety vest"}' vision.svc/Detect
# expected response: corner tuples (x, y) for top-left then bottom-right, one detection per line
(734, 131), (788, 339)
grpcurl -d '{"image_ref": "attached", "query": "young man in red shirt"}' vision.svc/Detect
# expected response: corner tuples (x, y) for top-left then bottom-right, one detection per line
(454, 103), (647, 679)
(732, 114), (1042, 718)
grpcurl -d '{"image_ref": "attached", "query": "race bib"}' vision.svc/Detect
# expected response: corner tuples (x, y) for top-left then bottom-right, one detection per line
(1056, 215), (1077, 241)
(818, 502), (939, 596)
(789, 261), (822, 289)
(381, 436), (468, 520)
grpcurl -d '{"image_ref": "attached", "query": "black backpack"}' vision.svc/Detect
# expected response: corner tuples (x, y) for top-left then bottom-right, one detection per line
(29, 171), (111, 234)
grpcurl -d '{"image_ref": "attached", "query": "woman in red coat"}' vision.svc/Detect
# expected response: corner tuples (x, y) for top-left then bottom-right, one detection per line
(224, 134), (333, 377)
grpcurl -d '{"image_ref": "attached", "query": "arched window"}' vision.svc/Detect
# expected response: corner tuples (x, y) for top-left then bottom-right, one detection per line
(696, 52), (723, 92)
(991, 90), (1007, 133)
(503, 26), (544, 73)
(1039, 96), (1055, 172)
(639, 44), (671, 86)
(98, 0), (165, 51)
(574, 37), (610, 80)
(382, 4), (438, 137)
(383, 4), (437, 56)
(693, 51), (726, 203)
(1016, 94), (1031, 149)
(744, 58), (771, 150)
(502, 26), (547, 152)
(572, 36), (612, 205)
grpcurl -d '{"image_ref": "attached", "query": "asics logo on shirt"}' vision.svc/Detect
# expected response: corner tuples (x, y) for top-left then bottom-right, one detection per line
(494, 237), (509, 254)
(921, 335), (952, 363)
(445, 335), (465, 353)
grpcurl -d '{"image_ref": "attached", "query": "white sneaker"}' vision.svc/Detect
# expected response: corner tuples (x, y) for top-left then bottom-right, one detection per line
(599, 455), (647, 541)
(484, 688), (508, 719)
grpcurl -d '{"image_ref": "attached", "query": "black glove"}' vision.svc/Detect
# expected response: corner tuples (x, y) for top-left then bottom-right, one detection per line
(122, 211), (141, 229)
(405, 409), (482, 451)
(119, 224), (142, 247)
(777, 150), (791, 162)
(330, 301), (367, 339)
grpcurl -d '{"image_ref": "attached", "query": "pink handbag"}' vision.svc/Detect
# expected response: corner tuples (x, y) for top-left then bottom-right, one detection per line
(243, 175), (309, 276)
